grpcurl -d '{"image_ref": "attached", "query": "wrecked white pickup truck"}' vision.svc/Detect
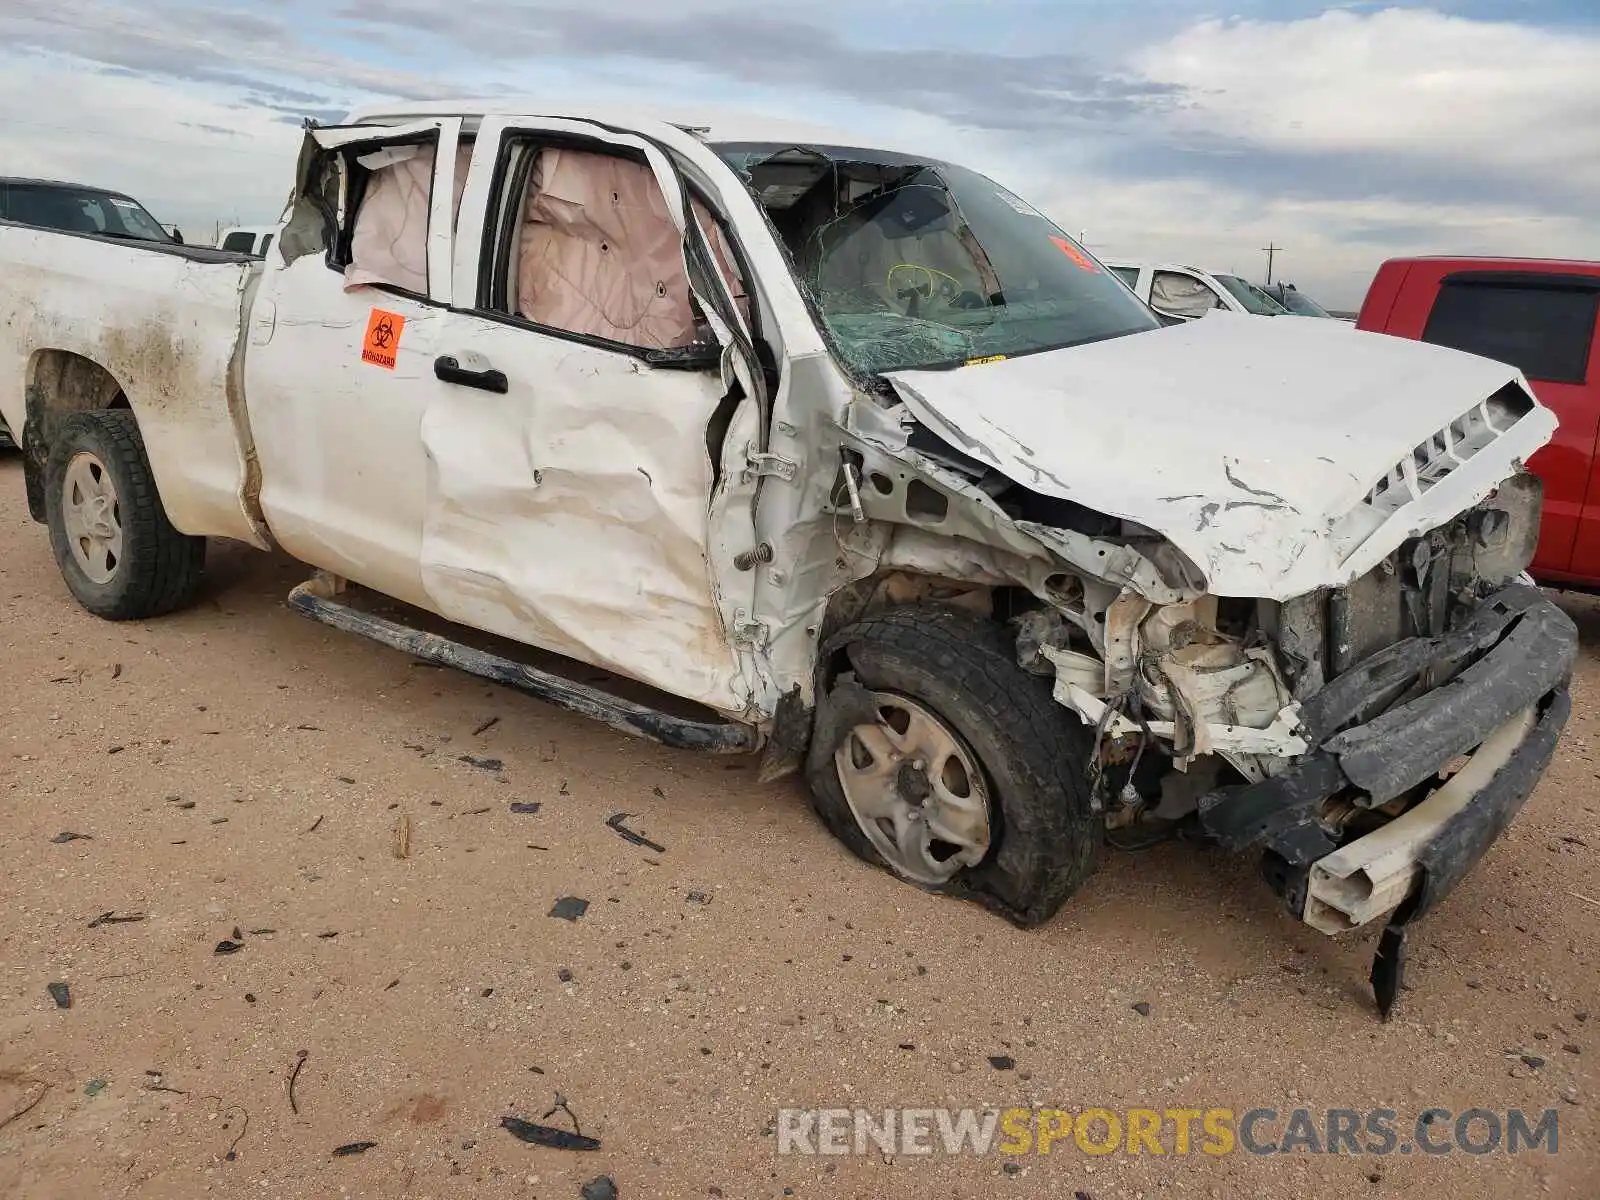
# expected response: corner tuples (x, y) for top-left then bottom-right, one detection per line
(0, 104), (1576, 1014)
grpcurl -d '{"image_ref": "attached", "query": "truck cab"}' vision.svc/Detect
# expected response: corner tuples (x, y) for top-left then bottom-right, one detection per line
(1105, 261), (1290, 320)
(1357, 256), (1600, 587)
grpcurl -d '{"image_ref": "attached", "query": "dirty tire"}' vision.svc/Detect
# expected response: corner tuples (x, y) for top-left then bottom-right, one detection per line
(44, 409), (206, 620)
(804, 606), (1102, 927)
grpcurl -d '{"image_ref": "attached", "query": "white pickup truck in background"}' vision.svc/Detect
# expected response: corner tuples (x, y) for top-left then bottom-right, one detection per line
(216, 224), (281, 256)
(0, 103), (1577, 1015)
(1105, 259), (1295, 321)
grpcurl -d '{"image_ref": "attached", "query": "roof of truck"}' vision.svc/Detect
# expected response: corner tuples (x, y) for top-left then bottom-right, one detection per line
(1103, 261), (1214, 276)
(1378, 254), (1600, 273)
(0, 177), (142, 201)
(340, 101), (927, 155)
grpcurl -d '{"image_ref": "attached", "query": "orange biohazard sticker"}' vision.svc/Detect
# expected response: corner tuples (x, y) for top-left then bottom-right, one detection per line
(1049, 235), (1100, 273)
(361, 308), (406, 369)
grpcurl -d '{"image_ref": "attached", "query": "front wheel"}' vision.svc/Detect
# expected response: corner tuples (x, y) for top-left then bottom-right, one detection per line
(804, 606), (1103, 926)
(44, 409), (206, 620)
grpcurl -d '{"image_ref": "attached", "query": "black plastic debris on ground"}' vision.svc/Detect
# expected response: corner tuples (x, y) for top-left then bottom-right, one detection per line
(289, 1051), (309, 1114)
(501, 1116), (600, 1151)
(549, 897), (589, 922)
(332, 1141), (377, 1157)
(988, 1055), (1015, 1071)
(47, 982), (71, 1009)
(510, 802), (542, 814)
(88, 911), (146, 928)
(50, 831), (92, 844)
(214, 940), (244, 955)
(605, 812), (665, 854)
(582, 1176), (619, 1200)
(458, 754), (504, 772)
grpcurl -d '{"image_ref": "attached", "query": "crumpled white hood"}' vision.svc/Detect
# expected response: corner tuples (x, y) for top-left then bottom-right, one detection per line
(885, 312), (1558, 600)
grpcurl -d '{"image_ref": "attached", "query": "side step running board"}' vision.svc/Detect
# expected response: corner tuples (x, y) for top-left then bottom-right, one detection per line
(286, 578), (759, 755)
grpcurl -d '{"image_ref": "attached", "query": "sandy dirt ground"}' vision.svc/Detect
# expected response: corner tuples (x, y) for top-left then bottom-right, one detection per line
(0, 452), (1595, 1200)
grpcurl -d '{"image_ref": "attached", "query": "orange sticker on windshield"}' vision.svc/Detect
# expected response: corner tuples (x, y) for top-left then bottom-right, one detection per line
(1049, 236), (1100, 273)
(362, 308), (405, 369)
(966, 355), (1008, 366)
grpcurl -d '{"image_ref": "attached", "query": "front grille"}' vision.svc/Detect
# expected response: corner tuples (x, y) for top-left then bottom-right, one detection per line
(1362, 384), (1534, 519)
(1328, 472), (1540, 680)
(1329, 553), (1406, 674)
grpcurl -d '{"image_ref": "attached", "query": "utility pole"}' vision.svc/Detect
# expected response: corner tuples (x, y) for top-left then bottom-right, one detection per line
(1262, 243), (1282, 285)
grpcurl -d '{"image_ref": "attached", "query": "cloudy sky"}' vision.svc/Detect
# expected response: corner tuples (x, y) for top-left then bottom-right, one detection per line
(2, 0), (1595, 307)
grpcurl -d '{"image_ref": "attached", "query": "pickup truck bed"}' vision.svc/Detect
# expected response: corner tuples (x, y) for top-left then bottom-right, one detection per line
(0, 221), (265, 547)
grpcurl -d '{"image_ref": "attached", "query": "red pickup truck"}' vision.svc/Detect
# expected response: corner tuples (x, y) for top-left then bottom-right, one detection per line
(1358, 256), (1600, 587)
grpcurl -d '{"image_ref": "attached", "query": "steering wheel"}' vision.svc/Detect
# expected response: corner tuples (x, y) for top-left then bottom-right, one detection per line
(886, 263), (988, 317)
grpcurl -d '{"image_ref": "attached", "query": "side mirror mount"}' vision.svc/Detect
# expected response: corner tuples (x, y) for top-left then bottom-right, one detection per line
(641, 339), (724, 372)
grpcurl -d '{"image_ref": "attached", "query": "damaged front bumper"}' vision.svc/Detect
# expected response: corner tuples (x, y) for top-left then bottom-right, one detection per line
(1197, 583), (1576, 938)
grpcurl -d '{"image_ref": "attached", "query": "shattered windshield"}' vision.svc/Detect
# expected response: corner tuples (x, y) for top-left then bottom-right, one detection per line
(1213, 274), (1290, 316)
(714, 144), (1161, 375)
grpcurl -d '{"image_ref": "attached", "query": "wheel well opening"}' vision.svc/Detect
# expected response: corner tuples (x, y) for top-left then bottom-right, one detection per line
(26, 350), (126, 418)
(20, 351), (128, 522)
(817, 569), (1014, 682)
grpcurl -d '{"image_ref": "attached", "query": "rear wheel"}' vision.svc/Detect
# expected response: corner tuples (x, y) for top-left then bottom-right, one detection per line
(804, 606), (1103, 926)
(44, 409), (206, 619)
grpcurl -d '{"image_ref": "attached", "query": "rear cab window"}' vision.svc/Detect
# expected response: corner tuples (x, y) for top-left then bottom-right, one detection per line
(340, 139), (471, 297)
(1422, 278), (1599, 384)
(285, 118), (470, 305)
(1150, 269), (1222, 319)
(472, 132), (744, 363)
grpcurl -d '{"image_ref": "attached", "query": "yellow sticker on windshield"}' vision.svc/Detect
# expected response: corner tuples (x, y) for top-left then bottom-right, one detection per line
(965, 355), (1008, 366)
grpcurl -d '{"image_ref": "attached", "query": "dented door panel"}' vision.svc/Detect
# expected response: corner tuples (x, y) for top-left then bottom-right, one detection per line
(414, 314), (749, 714)
(416, 116), (761, 716)
(246, 119), (464, 609)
